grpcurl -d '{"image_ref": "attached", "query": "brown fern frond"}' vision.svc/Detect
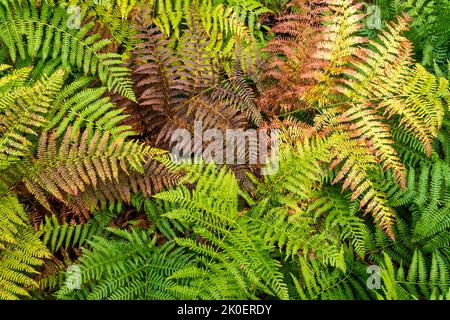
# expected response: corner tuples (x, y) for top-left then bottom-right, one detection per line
(121, 18), (251, 148)
(258, 0), (332, 113)
(21, 127), (163, 213)
(64, 156), (182, 218)
(212, 64), (263, 125)
(260, 0), (369, 113)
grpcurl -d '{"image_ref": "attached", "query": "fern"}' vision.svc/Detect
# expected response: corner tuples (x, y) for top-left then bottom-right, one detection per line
(373, 0), (450, 69)
(123, 20), (249, 152)
(156, 163), (290, 299)
(0, 70), (67, 174)
(56, 228), (194, 300)
(0, 66), (171, 216)
(262, 0), (449, 236)
(291, 253), (371, 300)
(150, 0), (270, 71)
(61, 0), (141, 49)
(0, 0), (135, 100)
(45, 77), (133, 140)
(21, 127), (164, 212)
(1, 0), (449, 302)
(38, 213), (111, 252)
(377, 250), (450, 300)
(131, 194), (187, 240)
(0, 191), (51, 299)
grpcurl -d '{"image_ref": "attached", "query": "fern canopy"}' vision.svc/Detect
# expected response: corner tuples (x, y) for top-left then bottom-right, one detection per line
(0, 0), (450, 301)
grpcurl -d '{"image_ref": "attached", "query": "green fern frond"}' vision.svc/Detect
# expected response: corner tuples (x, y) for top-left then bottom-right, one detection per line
(0, 192), (51, 300)
(0, 68), (65, 169)
(0, 0), (136, 100)
(156, 163), (290, 299)
(56, 228), (194, 300)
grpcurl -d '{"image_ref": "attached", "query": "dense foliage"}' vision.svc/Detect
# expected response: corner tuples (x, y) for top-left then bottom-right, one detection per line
(0, 0), (449, 300)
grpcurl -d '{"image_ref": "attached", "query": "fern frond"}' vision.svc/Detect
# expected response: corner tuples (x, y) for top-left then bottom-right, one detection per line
(0, 0), (135, 100)
(0, 68), (65, 169)
(56, 228), (194, 300)
(0, 193), (51, 300)
(21, 127), (163, 211)
(156, 163), (290, 299)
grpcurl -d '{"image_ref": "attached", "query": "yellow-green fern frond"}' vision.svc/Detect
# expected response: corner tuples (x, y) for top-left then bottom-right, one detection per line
(0, 0), (135, 100)
(0, 193), (51, 300)
(0, 68), (65, 169)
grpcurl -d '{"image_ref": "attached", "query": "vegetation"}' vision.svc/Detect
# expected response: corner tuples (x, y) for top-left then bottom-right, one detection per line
(0, 0), (449, 300)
